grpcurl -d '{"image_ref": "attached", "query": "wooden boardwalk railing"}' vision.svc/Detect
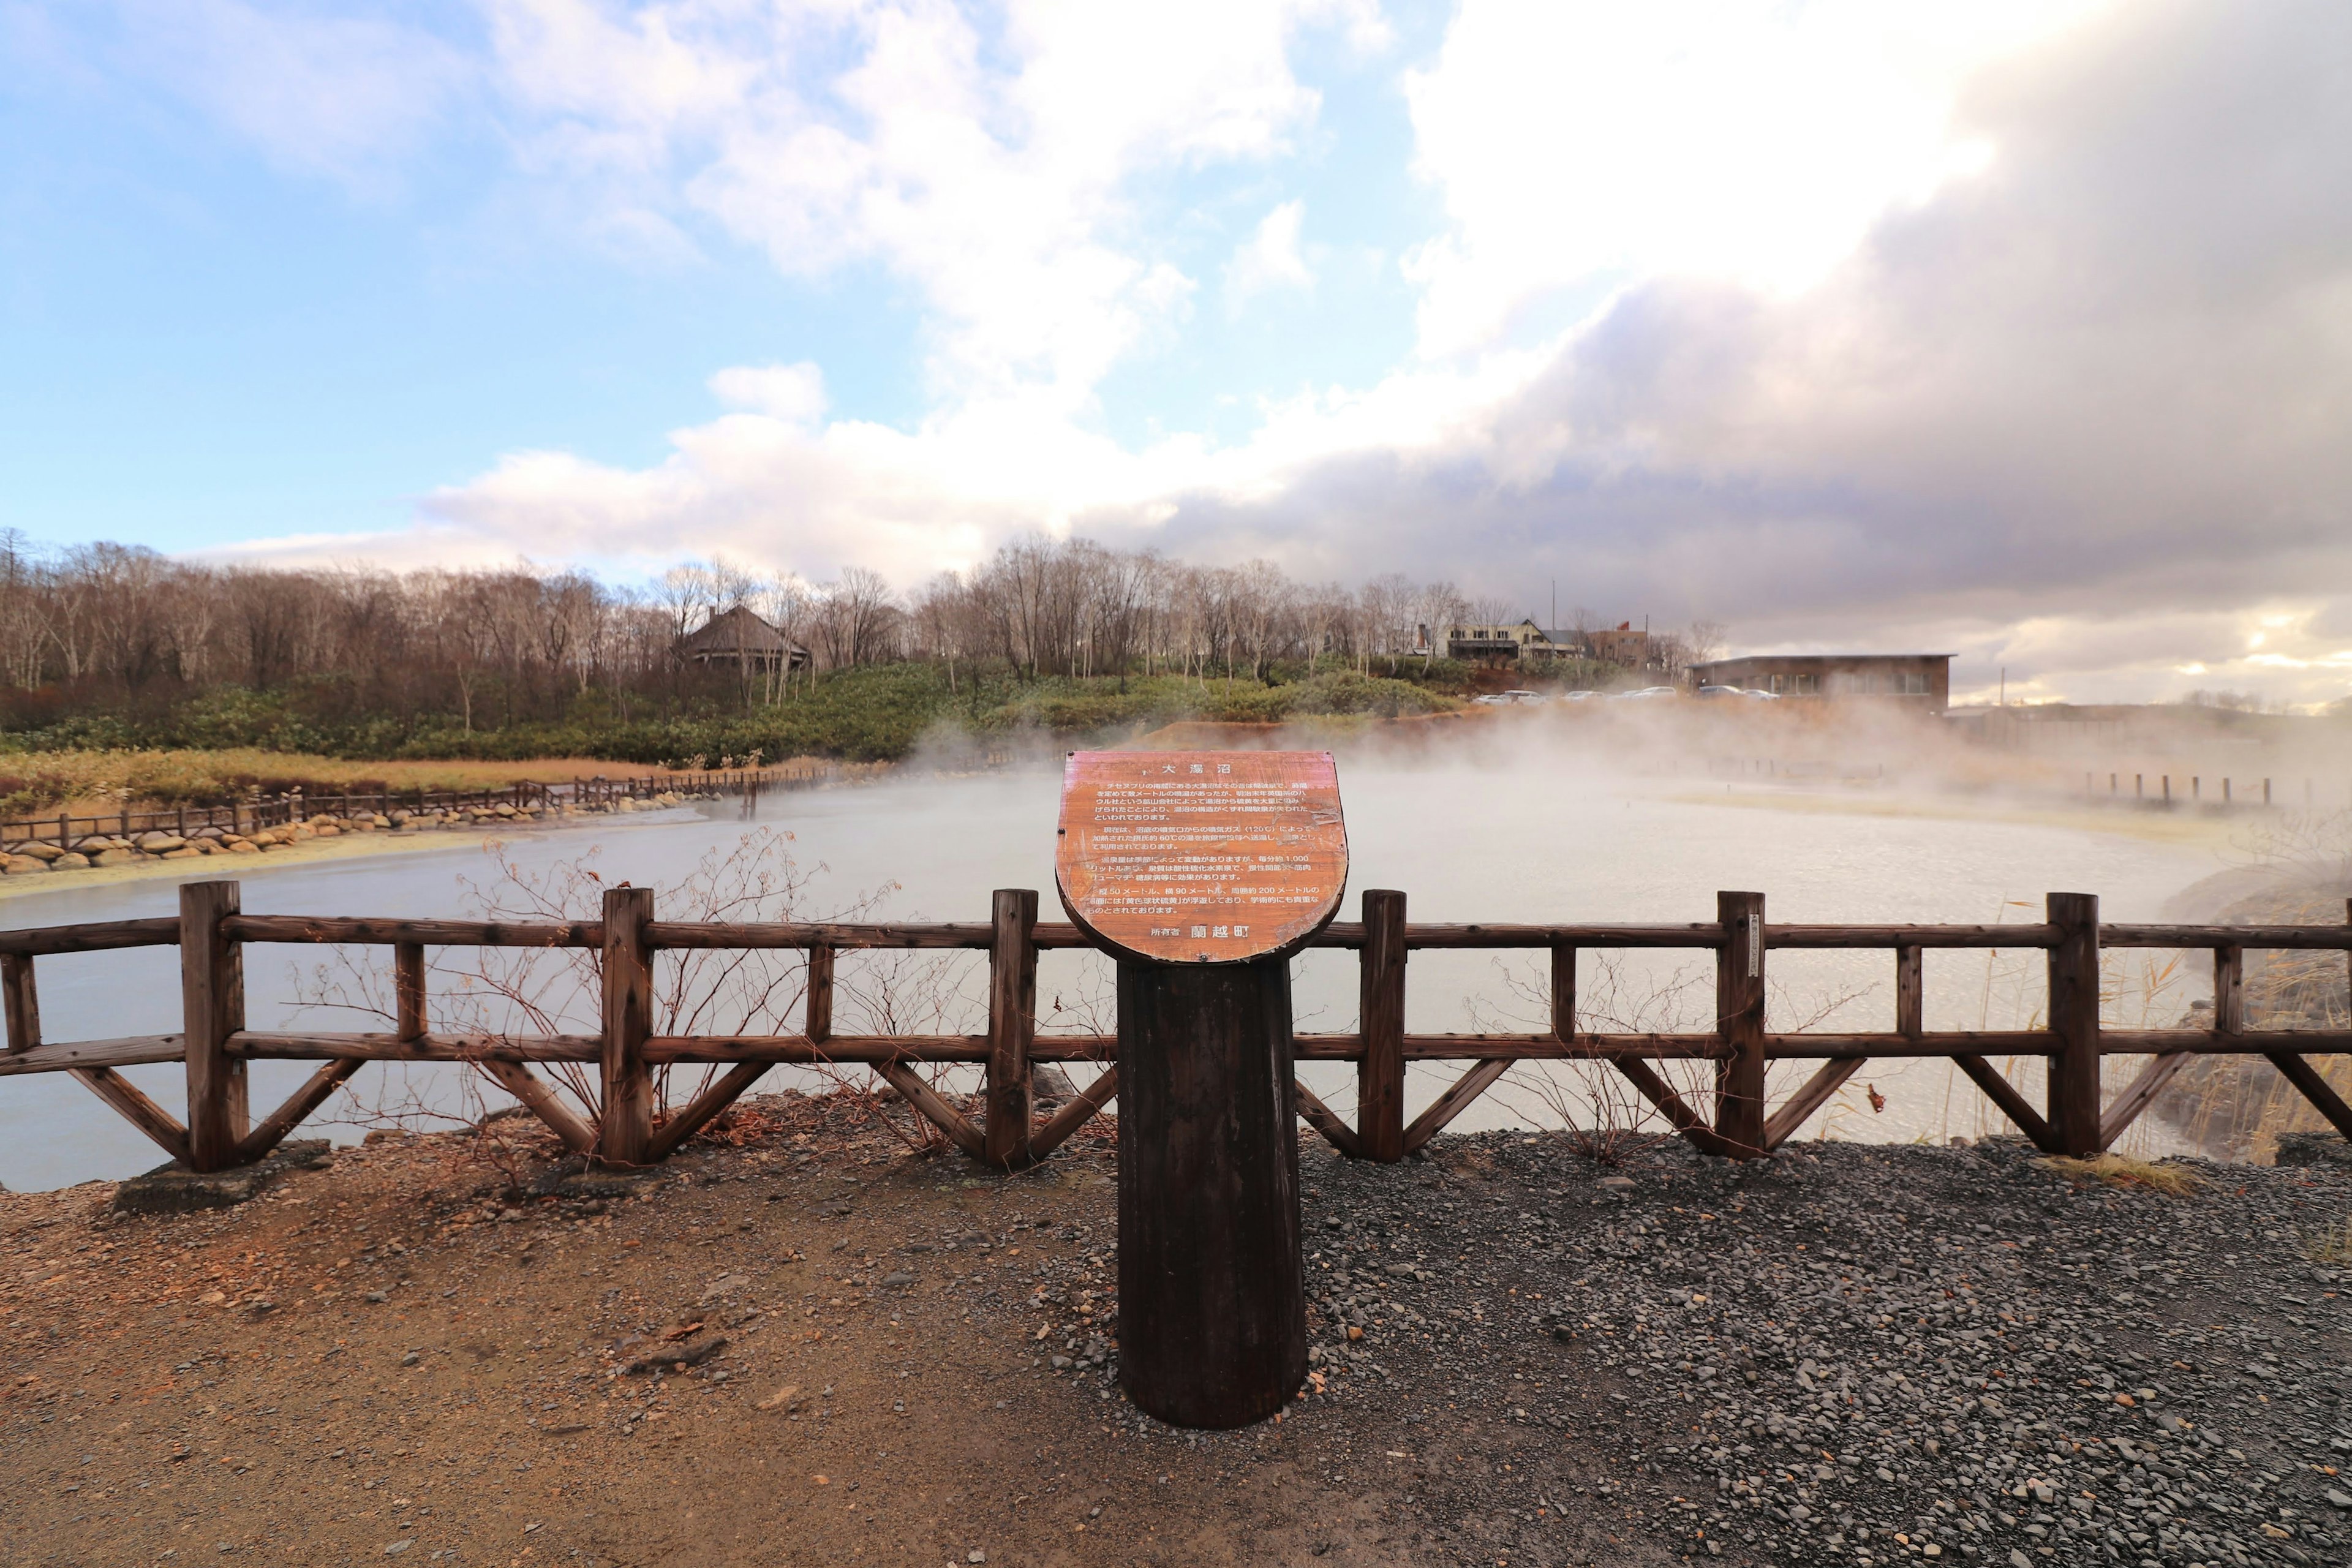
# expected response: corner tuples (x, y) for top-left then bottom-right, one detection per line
(4, 881), (2348, 1173)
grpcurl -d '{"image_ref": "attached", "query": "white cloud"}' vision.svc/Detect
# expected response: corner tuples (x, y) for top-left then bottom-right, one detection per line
(1399, 0), (2112, 356)
(1224, 200), (1314, 314)
(81, 1), (2352, 707)
(708, 361), (828, 425)
(478, 0), (1366, 409)
(109, 0), (471, 186)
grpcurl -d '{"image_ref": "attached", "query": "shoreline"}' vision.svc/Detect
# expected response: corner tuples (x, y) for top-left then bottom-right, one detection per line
(0, 805), (712, 908)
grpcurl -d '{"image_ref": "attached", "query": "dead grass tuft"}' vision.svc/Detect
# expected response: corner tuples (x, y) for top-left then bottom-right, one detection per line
(2034, 1152), (2203, 1194)
(2300, 1216), (2352, 1265)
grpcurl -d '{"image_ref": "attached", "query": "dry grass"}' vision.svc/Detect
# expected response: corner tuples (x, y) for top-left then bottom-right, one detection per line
(2301, 1216), (2352, 1265)
(0, 748), (817, 818)
(2033, 1153), (2204, 1194)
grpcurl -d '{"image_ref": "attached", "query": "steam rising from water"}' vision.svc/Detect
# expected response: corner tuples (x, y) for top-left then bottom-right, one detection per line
(7, 705), (2342, 1189)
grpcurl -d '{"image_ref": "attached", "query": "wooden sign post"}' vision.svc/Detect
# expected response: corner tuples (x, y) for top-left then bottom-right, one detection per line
(1057, 750), (1348, 1428)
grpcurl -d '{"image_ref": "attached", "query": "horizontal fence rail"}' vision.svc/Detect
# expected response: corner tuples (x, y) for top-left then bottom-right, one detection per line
(4, 881), (2349, 1172)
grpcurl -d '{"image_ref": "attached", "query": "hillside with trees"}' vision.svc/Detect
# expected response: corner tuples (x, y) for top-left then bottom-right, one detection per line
(0, 531), (1698, 799)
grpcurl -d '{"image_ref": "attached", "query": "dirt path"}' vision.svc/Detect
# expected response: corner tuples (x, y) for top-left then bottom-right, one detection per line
(17, 1097), (2340, 1567)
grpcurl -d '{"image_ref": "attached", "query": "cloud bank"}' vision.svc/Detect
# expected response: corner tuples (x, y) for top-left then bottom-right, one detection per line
(105, 0), (2352, 704)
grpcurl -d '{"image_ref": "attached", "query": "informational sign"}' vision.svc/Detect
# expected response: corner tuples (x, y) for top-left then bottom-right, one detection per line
(1055, 750), (1348, 964)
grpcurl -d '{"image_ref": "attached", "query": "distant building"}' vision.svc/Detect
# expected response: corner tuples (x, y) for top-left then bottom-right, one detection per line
(1582, 624), (1653, 670)
(1689, 654), (1953, 714)
(1422, 618), (1660, 671)
(677, 605), (810, 672)
(1429, 618), (1558, 663)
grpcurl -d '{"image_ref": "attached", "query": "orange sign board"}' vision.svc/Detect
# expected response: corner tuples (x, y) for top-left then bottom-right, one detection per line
(1055, 750), (1348, 964)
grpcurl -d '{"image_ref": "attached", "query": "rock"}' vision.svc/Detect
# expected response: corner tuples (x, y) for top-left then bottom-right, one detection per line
(699, 1273), (752, 1303)
(1597, 1176), (1635, 1191)
(15, 840), (63, 862)
(622, 1335), (726, 1376)
(225, 841), (260, 854)
(111, 1140), (330, 1216)
(2275, 1133), (2352, 1170)
(136, 832), (185, 853)
(1, 855), (50, 875)
(542, 1164), (663, 1201)
(881, 1271), (914, 1287)
(90, 847), (135, 867)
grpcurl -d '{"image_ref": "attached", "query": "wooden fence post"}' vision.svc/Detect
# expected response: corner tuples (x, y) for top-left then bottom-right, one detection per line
(599, 885), (655, 1165)
(984, 889), (1039, 1167)
(394, 943), (426, 1043)
(1896, 944), (1923, 1040)
(2, 952), (37, 1054)
(1357, 889), (1407, 1162)
(2045, 891), (2102, 1156)
(1715, 891), (1766, 1156)
(181, 880), (249, 1171)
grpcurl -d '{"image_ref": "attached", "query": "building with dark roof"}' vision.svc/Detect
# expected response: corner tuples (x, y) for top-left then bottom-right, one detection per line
(1689, 654), (1953, 714)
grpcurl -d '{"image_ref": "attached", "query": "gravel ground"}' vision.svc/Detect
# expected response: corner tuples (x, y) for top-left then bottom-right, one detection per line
(1289, 1133), (2352, 1568)
(5, 1099), (2350, 1567)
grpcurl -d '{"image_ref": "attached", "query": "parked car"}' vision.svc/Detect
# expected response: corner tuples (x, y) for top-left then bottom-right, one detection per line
(1693, 685), (1743, 699)
(1613, 685), (1683, 701)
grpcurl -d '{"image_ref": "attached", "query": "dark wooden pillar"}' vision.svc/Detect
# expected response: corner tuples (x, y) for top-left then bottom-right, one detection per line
(599, 885), (655, 1166)
(1117, 957), (1306, 1429)
(1355, 889), (1407, 1162)
(2045, 892), (2102, 1156)
(394, 943), (426, 1044)
(984, 889), (1038, 1167)
(181, 880), (249, 1172)
(1714, 891), (1766, 1156)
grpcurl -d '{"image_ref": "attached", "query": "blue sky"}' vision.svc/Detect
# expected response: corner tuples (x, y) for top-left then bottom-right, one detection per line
(3, 1), (2349, 706)
(2, 0), (1450, 550)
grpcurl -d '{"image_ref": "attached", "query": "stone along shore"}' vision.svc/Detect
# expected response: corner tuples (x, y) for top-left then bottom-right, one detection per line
(0, 790), (705, 878)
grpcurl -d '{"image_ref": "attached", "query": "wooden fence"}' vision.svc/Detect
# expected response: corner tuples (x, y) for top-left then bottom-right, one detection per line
(0, 764), (839, 855)
(4, 882), (2349, 1174)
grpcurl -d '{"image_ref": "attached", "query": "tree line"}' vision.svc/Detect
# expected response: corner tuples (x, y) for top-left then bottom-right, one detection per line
(0, 529), (1705, 736)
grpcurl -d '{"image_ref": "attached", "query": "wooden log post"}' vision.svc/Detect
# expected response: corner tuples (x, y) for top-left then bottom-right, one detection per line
(805, 943), (835, 1044)
(1116, 957), (1306, 1430)
(1714, 891), (1766, 1156)
(983, 889), (1038, 1168)
(180, 880), (249, 1172)
(2, 952), (37, 1055)
(1356, 889), (1407, 1162)
(1896, 944), (1923, 1041)
(598, 885), (655, 1166)
(394, 943), (426, 1044)
(2045, 891), (2103, 1156)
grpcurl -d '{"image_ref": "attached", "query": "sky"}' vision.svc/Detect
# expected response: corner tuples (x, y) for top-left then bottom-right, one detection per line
(3, 0), (2350, 707)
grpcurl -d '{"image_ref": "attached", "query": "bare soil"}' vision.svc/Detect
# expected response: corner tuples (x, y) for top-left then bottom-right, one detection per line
(58, 1094), (2352, 1568)
(0, 1097), (1697, 1568)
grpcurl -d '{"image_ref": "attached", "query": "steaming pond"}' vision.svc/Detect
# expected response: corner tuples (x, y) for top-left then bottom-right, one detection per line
(0, 759), (2233, 1190)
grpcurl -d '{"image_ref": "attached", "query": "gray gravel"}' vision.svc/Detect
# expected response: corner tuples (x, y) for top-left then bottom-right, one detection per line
(1038, 1132), (2352, 1567)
